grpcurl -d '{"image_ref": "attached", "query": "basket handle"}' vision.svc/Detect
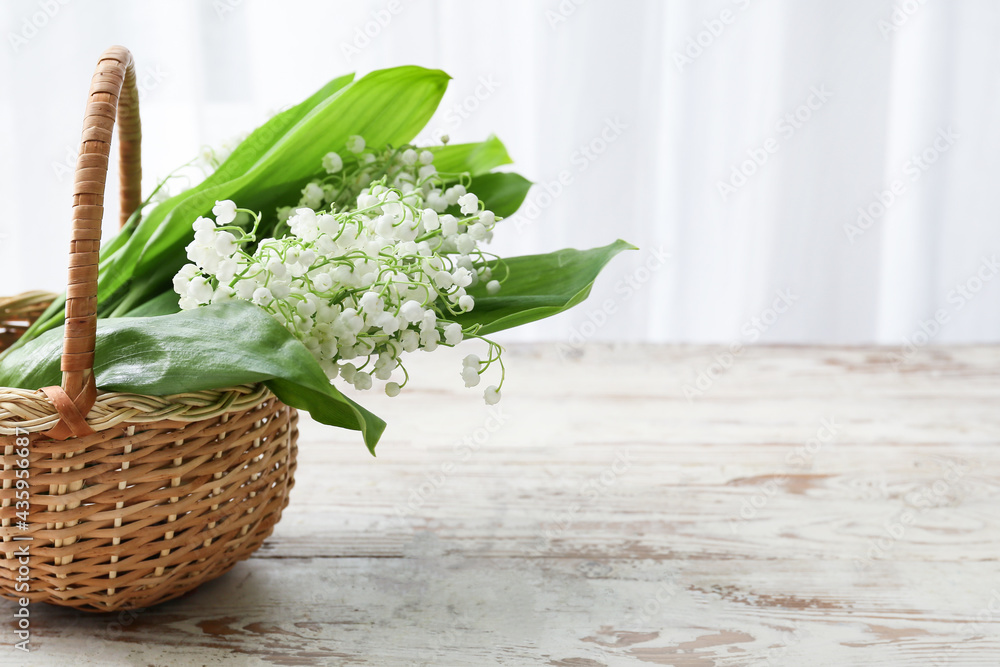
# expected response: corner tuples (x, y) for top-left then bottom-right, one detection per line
(42, 46), (142, 440)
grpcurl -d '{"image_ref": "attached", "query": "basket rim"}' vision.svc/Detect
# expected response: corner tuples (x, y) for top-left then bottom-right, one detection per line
(0, 383), (276, 436)
(0, 290), (56, 313)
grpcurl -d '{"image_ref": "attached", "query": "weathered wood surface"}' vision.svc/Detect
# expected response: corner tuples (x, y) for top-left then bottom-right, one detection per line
(5, 344), (1000, 666)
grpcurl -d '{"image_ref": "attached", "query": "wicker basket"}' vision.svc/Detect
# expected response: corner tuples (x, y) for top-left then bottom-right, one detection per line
(0, 46), (298, 612)
(0, 292), (55, 351)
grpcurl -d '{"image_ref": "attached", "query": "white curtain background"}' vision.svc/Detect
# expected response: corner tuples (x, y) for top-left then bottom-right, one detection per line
(1, 0), (999, 344)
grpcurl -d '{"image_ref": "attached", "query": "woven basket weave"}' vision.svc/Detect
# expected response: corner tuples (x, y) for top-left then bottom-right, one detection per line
(0, 293), (54, 351)
(0, 47), (298, 612)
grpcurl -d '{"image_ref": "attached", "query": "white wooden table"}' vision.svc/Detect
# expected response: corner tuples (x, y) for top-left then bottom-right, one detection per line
(6, 344), (1000, 666)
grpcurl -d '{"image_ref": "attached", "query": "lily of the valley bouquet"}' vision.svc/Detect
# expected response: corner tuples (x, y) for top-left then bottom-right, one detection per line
(0, 66), (630, 453)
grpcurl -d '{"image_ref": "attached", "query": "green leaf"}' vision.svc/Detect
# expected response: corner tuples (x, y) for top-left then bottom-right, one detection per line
(99, 73), (359, 304)
(468, 172), (533, 218)
(98, 67), (449, 315)
(203, 73), (358, 192)
(124, 290), (181, 317)
(22, 67), (453, 349)
(453, 240), (637, 335)
(0, 301), (385, 453)
(264, 377), (383, 456)
(15, 73), (363, 347)
(429, 135), (513, 176)
(133, 67), (450, 275)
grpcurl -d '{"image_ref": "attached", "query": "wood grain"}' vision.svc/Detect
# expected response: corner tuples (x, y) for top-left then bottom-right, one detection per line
(4, 344), (999, 666)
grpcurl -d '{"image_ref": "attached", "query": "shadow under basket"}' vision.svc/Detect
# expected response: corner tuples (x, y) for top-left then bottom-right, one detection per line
(0, 46), (299, 612)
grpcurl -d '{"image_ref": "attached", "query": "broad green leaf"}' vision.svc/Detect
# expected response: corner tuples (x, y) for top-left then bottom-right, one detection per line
(468, 172), (533, 218)
(100, 73), (359, 305)
(99, 67), (448, 309)
(18, 297), (64, 347)
(16, 73), (361, 345)
(453, 240), (636, 335)
(265, 377), (383, 456)
(22, 67), (451, 347)
(0, 301), (385, 452)
(133, 67), (450, 277)
(99, 204), (142, 258)
(202, 73), (357, 192)
(429, 136), (513, 176)
(109, 244), (188, 316)
(124, 290), (181, 317)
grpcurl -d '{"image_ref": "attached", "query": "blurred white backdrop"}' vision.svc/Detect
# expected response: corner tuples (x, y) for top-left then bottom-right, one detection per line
(1, 0), (999, 344)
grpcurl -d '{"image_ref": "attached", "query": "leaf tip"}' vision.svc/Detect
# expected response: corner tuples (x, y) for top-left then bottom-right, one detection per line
(365, 422), (386, 456)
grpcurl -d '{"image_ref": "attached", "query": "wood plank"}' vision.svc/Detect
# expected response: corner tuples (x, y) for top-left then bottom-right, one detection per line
(18, 558), (1000, 666)
(2, 344), (998, 665)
